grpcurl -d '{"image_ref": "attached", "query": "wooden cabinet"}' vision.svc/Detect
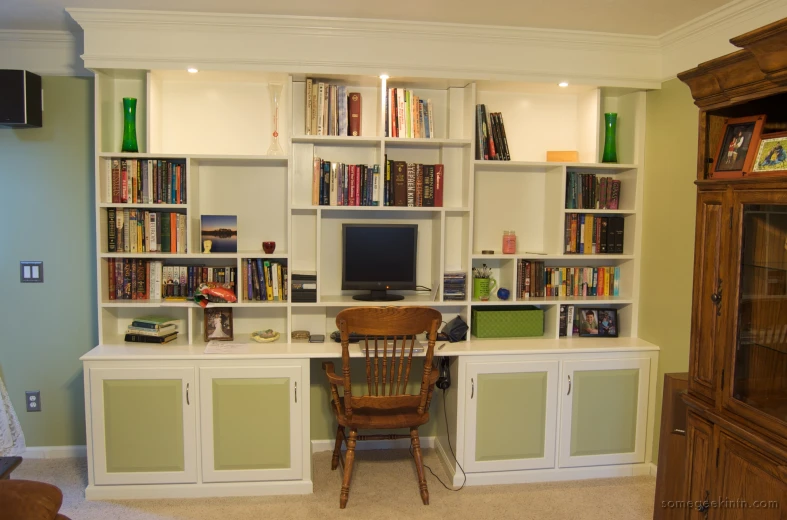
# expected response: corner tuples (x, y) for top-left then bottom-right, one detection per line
(463, 359), (559, 472)
(558, 358), (651, 467)
(679, 17), (787, 520)
(199, 364), (304, 483)
(690, 189), (728, 404)
(88, 367), (198, 485)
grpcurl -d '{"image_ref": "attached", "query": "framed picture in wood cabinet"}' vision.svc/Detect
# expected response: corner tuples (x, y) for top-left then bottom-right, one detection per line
(711, 115), (766, 178)
(751, 131), (787, 175)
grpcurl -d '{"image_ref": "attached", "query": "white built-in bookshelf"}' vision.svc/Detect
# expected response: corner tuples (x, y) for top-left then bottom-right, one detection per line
(94, 69), (645, 346)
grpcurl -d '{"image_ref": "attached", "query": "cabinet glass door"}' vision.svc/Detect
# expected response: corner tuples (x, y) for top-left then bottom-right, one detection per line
(199, 366), (302, 483)
(731, 203), (787, 427)
(89, 367), (197, 485)
(559, 358), (650, 467)
(464, 360), (559, 472)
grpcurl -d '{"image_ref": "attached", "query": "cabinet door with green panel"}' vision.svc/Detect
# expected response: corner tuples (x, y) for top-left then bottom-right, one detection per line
(199, 365), (303, 483)
(464, 360), (559, 472)
(558, 358), (651, 468)
(89, 367), (197, 485)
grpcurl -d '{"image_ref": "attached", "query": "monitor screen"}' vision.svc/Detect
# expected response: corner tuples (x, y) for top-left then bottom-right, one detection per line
(342, 224), (417, 291)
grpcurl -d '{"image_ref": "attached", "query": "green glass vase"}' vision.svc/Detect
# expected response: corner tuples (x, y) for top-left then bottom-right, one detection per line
(121, 97), (139, 153)
(602, 112), (618, 163)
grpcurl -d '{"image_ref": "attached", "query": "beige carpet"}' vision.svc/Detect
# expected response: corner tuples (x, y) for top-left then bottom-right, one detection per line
(13, 449), (655, 519)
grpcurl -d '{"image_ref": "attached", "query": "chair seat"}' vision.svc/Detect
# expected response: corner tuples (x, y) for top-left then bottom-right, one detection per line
(333, 401), (430, 430)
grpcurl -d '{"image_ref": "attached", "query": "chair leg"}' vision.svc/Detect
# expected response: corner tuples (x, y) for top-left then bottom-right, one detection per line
(331, 426), (345, 470)
(410, 427), (429, 505)
(339, 429), (357, 509)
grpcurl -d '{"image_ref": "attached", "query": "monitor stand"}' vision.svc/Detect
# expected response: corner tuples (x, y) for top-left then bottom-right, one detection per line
(352, 290), (405, 302)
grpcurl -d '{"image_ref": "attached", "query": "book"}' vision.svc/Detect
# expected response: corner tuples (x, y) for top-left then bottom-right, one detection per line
(434, 164), (444, 207)
(415, 164), (424, 207)
(423, 165), (434, 207)
(107, 208), (117, 252)
(406, 163), (416, 207)
(348, 91), (362, 136)
(393, 161), (407, 206)
(124, 332), (178, 344)
(131, 315), (178, 329)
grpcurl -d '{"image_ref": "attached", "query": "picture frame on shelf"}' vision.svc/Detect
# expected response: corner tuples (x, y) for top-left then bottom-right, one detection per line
(579, 308), (618, 337)
(201, 215), (238, 253)
(712, 115), (766, 178)
(204, 307), (234, 341)
(751, 131), (787, 175)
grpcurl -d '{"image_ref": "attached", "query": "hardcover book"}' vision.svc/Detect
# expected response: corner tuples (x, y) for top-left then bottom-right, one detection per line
(393, 161), (407, 206)
(434, 164), (444, 207)
(348, 91), (362, 136)
(406, 163), (416, 207)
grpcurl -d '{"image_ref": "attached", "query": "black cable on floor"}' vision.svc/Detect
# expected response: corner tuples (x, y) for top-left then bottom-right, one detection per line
(409, 388), (466, 491)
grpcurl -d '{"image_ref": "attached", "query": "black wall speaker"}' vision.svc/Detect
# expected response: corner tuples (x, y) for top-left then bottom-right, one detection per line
(0, 70), (42, 128)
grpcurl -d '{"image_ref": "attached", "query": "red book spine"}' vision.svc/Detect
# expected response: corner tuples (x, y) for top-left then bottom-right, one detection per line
(348, 165), (356, 206)
(108, 258), (116, 300)
(348, 92), (362, 136)
(433, 164), (444, 207)
(170, 213), (177, 253)
(355, 165), (361, 206)
(111, 160), (121, 203)
(131, 259), (138, 300)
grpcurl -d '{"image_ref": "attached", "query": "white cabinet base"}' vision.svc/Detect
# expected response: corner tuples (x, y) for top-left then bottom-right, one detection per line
(85, 480), (313, 501)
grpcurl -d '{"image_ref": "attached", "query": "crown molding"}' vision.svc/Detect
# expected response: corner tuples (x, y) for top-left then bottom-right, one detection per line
(659, 0), (787, 80)
(0, 29), (89, 76)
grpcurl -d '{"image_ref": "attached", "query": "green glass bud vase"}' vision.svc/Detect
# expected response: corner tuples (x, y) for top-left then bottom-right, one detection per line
(602, 112), (618, 163)
(121, 97), (139, 153)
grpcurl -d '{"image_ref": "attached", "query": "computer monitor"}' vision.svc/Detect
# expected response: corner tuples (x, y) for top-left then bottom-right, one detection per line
(342, 224), (418, 301)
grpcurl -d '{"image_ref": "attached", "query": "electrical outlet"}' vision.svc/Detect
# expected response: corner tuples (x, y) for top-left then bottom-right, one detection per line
(25, 391), (41, 412)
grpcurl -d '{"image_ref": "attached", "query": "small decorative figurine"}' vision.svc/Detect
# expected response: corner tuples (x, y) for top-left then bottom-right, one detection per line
(251, 329), (281, 343)
(194, 283), (238, 308)
(497, 288), (511, 301)
(263, 241), (276, 254)
(203, 239), (212, 253)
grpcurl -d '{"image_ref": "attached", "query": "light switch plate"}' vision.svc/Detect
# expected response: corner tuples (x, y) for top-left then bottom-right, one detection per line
(20, 261), (43, 283)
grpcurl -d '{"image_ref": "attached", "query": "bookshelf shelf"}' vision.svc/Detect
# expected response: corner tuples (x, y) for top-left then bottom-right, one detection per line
(94, 71), (645, 346)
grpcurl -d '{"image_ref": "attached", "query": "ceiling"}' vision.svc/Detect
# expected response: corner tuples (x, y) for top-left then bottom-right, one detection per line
(1, 0), (731, 36)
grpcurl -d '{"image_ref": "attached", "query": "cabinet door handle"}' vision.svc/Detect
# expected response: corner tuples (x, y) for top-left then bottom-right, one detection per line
(294, 381), (297, 403)
(711, 278), (722, 316)
(567, 375), (572, 395)
(186, 383), (190, 406)
(471, 378), (474, 399)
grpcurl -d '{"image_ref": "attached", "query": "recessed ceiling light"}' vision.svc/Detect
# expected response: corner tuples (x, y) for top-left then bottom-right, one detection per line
(558, 82), (569, 88)
(379, 74), (389, 80)
(187, 68), (199, 74)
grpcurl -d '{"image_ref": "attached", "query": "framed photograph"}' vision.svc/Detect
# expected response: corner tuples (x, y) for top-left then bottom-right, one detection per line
(712, 115), (766, 178)
(204, 307), (234, 341)
(751, 131), (787, 175)
(578, 308), (618, 337)
(201, 215), (238, 253)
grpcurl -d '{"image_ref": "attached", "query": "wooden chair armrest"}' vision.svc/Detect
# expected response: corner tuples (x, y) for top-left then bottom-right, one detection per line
(322, 361), (345, 386)
(428, 364), (439, 385)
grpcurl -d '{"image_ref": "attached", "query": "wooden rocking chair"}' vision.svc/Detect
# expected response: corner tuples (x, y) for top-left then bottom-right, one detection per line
(322, 306), (442, 509)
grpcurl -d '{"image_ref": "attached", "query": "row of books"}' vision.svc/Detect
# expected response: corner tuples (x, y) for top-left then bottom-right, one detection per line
(475, 105), (510, 161)
(564, 214), (625, 255)
(384, 88), (435, 139)
(107, 259), (236, 301)
(242, 259), (288, 301)
(107, 208), (187, 254)
(292, 271), (316, 303)
(109, 158), (187, 205)
(310, 159), (445, 207)
(124, 315), (179, 344)
(311, 159), (381, 206)
(304, 79), (362, 136)
(566, 172), (621, 210)
(443, 271), (467, 301)
(516, 261), (621, 299)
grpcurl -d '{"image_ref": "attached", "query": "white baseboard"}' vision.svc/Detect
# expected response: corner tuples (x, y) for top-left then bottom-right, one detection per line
(311, 436), (434, 453)
(85, 480), (313, 500)
(23, 445), (87, 459)
(461, 463), (654, 486)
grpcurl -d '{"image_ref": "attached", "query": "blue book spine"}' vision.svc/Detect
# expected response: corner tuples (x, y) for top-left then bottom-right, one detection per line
(322, 161), (330, 205)
(338, 85), (348, 136)
(579, 214), (585, 254)
(343, 164), (349, 206)
(255, 259), (267, 301)
(246, 259), (253, 301)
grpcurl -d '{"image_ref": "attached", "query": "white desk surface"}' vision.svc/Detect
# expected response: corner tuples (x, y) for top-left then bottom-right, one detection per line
(81, 336), (658, 361)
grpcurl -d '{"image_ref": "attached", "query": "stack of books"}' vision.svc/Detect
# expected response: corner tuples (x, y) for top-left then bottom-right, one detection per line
(124, 315), (179, 344)
(243, 259), (287, 302)
(304, 79), (362, 136)
(109, 158), (187, 204)
(312, 159), (381, 206)
(564, 214), (625, 254)
(475, 104), (510, 160)
(517, 261), (621, 298)
(107, 260), (236, 301)
(384, 88), (434, 138)
(384, 160), (444, 207)
(443, 271), (467, 301)
(565, 172), (621, 210)
(291, 271), (317, 303)
(107, 208), (187, 253)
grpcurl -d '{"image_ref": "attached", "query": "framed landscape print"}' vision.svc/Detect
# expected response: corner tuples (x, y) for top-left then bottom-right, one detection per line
(751, 131), (787, 176)
(711, 115), (766, 178)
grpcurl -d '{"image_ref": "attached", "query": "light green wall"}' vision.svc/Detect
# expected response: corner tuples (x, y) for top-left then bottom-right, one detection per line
(0, 76), (96, 447)
(640, 78), (698, 461)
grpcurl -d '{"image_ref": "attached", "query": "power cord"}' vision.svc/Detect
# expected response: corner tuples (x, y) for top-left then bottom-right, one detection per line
(408, 389), (466, 491)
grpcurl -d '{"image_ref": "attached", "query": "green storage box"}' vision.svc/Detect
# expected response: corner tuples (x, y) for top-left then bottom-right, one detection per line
(471, 306), (544, 338)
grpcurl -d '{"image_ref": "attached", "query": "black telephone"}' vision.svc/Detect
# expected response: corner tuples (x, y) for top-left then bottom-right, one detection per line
(436, 357), (451, 390)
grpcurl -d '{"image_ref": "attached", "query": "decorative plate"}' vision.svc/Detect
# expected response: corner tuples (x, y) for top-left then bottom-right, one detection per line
(250, 329), (280, 343)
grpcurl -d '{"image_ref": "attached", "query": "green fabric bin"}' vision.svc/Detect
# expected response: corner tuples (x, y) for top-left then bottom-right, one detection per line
(471, 306), (544, 338)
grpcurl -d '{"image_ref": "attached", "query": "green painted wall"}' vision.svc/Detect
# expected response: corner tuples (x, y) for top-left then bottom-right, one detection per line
(640, 78), (698, 461)
(0, 76), (96, 447)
